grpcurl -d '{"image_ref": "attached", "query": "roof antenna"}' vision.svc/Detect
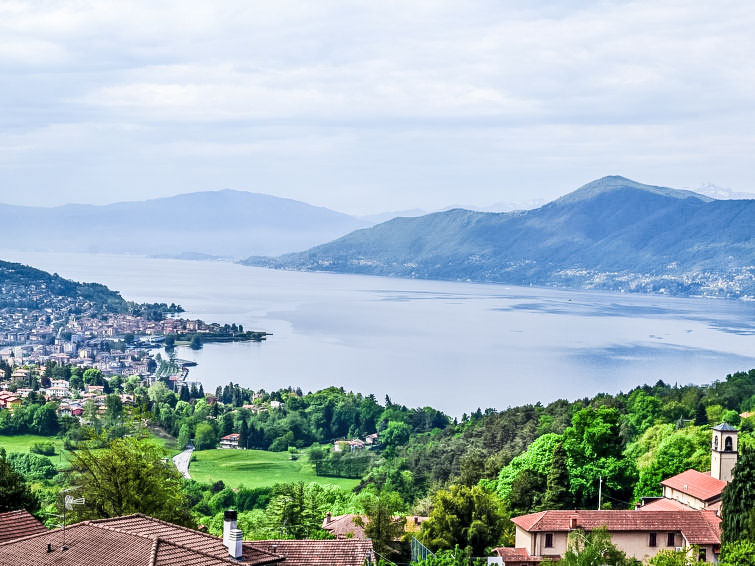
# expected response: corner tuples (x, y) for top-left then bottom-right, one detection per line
(57, 486), (85, 550)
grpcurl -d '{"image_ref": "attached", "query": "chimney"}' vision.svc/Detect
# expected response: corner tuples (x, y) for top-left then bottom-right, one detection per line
(326, 512), (332, 524)
(227, 528), (243, 560)
(569, 514), (578, 530)
(223, 509), (238, 547)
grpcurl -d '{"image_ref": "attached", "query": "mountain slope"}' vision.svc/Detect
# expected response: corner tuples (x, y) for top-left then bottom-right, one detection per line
(0, 190), (367, 257)
(0, 260), (127, 312)
(243, 176), (755, 298)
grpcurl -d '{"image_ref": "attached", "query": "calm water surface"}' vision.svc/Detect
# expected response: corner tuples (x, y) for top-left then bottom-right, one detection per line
(4, 250), (755, 415)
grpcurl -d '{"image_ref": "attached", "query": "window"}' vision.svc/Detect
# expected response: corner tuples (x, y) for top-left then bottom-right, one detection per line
(667, 533), (675, 547)
(649, 533), (657, 547)
(545, 533), (553, 548)
(698, 548), (707, 562)
(725, 437), (733, 452)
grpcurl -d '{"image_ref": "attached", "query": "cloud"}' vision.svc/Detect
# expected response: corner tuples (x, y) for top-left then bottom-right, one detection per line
(0, 0), (754, 210)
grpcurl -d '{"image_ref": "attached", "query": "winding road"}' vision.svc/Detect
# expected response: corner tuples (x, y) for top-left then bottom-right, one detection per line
(172, 447), (193, 479)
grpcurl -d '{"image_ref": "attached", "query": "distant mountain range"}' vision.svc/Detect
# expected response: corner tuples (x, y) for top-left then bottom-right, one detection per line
(242, 176), (755, 299)
(0, 190), (368, 258)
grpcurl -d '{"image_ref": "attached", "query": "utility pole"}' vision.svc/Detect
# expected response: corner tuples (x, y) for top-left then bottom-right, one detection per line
(597, 475), (602, 510)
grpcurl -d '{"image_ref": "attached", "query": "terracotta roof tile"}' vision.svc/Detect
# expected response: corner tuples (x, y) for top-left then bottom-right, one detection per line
(249, 539), (375, 566)
(511, 510), (721, 545)
(89, 514), (281, 565)
(636, 498), (691, 511)
(660, 469), (727, 502)
(0, 510), (47, 543)
(0, 514), (376, 566)
(0, 516), (281, 566)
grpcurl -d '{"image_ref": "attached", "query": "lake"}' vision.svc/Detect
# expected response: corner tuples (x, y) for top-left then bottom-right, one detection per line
(3, 250), (755, 415)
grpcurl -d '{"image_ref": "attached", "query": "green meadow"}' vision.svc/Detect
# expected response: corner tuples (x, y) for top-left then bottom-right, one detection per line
(188, 449), (361, 490)
(0, 434), (72, 469)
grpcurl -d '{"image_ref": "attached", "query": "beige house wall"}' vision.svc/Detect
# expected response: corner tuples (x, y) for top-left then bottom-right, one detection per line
(514, 528), (715, 563)
(661, 486), (705, 510)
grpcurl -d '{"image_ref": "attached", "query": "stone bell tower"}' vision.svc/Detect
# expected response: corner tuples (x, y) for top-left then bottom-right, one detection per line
(711, 423), (738, 482)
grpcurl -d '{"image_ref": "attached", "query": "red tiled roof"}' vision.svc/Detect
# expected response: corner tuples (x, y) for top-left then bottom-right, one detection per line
(0, 510), (46, 543)
(493, 547), (542, 562)
(249, 539), (375, 566)
(90, 514), (280, 565)
(660, 469), (727, 502)
(511, 510), (721, 545)
(637, 498), (691, 511)
(0, 515), (280, 566)
(221, 434), (240, 440)
(0, 514), (376, 566)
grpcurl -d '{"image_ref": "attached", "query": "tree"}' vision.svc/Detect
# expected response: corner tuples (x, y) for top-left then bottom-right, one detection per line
(83, 368), (104, 386)
(239, 419), (249, 449)
(694, 403), (708, 426)
(0, 448), (38, 512)
(560, 527), (638, 566)
(542, 442), (573, 510)
(508, 469), (546, 515)
(177, 423), (192, 449)
(420, 484), (506, 556)
(721, 444), (755, 542)
(648, 549), (698, 566)
(413, 545), (486, 566)
(68, 436), (193, 526)
(104, 394), (124, 424)
(356, 492), (406, 558)
(190, 334), (202, 350)
(562, 408), (637, 508)
(719, 540), (755, 566)
(194, 422), (218, 450)
(32, 403), (59, 435)
(6, 452), (57, 480)
(268, 482), (322, 539)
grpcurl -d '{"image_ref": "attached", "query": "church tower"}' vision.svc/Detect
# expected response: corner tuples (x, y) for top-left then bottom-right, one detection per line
(711, 423), (738, 482)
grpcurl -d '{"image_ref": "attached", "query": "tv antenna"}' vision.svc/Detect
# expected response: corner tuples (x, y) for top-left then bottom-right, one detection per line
(57, 486), (85, 550)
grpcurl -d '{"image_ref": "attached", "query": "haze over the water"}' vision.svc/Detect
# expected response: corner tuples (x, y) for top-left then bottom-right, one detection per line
(1, 1), (754, 213)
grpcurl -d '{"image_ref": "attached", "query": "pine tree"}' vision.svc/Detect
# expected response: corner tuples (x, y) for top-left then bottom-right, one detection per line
(239, 419), (249, 450)
(179, 385), (190, 402)
(542, 442), (573, 510)
(694, 403), (708, 426)
(198, 383), (205, 398)
(721, 445), (755, 542)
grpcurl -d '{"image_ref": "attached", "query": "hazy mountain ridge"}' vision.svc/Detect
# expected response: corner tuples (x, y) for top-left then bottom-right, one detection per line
(0, 190), (368, 258)
(242, 176), (755, 298)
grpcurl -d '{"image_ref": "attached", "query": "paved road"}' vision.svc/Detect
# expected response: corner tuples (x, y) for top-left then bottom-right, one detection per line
(172, 447), (193, 479)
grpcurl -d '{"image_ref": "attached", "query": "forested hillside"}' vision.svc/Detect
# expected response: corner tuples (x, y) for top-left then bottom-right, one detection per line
(245, 176), (755, 298)
(3, 365), (754, 560)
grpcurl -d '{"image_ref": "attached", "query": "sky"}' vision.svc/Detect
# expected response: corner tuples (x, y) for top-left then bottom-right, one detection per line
(1, 1), (754, 215)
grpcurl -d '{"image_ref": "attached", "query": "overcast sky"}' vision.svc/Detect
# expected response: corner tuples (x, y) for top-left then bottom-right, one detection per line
(1, 1), (754, 214)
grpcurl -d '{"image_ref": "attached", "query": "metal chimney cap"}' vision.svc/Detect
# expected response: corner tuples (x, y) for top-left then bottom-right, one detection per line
(224, 510), (238, 521)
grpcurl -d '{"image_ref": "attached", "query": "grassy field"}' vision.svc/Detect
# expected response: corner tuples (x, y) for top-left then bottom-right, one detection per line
(0, 434), (72, 469)
(188, 449), (361, 491)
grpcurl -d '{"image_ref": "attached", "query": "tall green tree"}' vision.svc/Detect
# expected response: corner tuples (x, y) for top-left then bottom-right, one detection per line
(562, 408), (637, 508)
(355, 492), (406, 558)
(68, 436), (193, 526)
(542, 442), (573, 510)
(719, 540), (755, 566)
(0, 448), (38, 513)
(239, 419), (249, 449)
(721, 445), (755, 542)
(420, 484), (506, 556)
